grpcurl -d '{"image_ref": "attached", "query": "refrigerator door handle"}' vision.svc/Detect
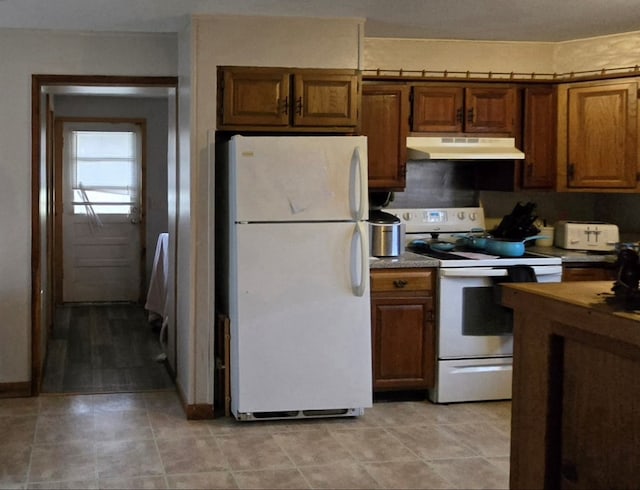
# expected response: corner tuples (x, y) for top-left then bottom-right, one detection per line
(351, 222), (367, 297)
(350, 146), (367, 221)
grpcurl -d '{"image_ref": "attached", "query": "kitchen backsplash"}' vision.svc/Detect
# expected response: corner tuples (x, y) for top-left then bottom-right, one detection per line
(481, 191), (640, 234)
(384, 160), (640, 235)
(388, 161), (479, 209)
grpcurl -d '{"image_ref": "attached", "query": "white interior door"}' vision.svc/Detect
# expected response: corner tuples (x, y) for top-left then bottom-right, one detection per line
(61, 122), (143, 302)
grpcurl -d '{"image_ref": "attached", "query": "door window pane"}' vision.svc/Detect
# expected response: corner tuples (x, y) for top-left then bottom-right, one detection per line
(70, 130), (139, 215)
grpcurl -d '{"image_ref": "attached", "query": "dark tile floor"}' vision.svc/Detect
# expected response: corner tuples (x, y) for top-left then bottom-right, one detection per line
(41, 303), (174, 394)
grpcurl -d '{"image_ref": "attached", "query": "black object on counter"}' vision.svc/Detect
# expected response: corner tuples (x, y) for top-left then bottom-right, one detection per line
(609, 245), (640, 310)
(369, 209), (400, 224)
(492, 201), (540, 240)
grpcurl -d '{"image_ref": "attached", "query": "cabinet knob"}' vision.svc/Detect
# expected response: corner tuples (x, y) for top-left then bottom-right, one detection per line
(456, 108), (463, 123)
(393, 279), (408, 288)
(296, 96), (303, 116)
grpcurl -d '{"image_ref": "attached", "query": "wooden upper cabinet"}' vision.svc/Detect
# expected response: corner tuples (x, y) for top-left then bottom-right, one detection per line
(522, 86), (557, 189)
(412, 86), (463, 132)
(220, 68), (290, 126)
(293, 72), (359, 127)
(218, 66), (360, 131)
(361, 84), (410, 190)
(567, 81), (638, 189)
(466, 86), (516, 133)
(412, 85), (516, 134)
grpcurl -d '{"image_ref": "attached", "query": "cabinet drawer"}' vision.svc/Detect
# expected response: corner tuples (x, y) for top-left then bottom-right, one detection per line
(562, 265), (616, 282)
(370, 269), (433, 293)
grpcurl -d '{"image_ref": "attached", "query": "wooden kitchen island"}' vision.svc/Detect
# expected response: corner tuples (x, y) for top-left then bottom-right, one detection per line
(501, 281), (640, 490)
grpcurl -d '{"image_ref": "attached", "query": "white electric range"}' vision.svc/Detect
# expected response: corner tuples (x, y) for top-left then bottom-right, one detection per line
(385, 207), (562, 403)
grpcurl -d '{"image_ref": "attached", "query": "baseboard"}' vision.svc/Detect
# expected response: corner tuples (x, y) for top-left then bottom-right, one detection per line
(0, 382), (32, 398)
(175, 381), (215, 420)
(185, 403), (215, 419)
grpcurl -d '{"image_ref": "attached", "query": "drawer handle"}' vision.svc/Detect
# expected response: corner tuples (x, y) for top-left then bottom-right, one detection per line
(393, 279), (408, 288)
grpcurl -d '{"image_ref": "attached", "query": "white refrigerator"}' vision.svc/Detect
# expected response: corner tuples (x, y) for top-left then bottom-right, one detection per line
(217, 135), (372, 421)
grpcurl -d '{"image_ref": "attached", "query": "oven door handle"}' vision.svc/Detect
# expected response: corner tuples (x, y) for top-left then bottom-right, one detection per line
(440, 266), (563, 278)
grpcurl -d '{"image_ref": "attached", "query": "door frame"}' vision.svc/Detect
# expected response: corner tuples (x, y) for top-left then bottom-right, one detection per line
(31, 74), (178, 395)
(54, 117), (147, 304)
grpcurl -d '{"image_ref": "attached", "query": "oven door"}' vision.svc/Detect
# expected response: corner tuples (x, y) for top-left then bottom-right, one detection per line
(437, 265), (562, 359)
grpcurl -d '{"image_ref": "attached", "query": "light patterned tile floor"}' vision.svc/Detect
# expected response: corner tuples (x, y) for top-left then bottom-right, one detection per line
(0, 391), (511, 489)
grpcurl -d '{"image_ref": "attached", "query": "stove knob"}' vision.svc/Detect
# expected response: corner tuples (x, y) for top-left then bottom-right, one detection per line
(403, 212), (412, 221)
(457, 211), (465, 220)
(469, 212), (477, 221)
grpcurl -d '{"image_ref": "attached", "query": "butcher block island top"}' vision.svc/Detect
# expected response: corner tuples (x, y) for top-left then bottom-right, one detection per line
(501, 281), (640, 490)
(503, 280), (640, 325)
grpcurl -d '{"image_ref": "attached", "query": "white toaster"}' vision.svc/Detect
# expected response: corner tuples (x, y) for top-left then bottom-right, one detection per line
(554, 221), (619, 251)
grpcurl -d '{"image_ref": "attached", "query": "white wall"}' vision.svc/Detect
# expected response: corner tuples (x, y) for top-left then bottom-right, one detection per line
(175, 21), (195, 404)
(364, 31), (640, 78)
(364, 37), (555, 76)
(0, 29), (176, 384)
(554, 30), (640, 74)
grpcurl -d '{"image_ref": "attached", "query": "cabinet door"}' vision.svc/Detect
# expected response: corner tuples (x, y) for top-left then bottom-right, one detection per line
(567, 82), (638, 188)
(220, 68), (290, 126)
(465, 86), (516, 133)
(361, 84), (409, 190)
(412, 86), (464, 132)
(371, 295), (435, 390)
(293, 72), (359, 127)
(559, 337), (640, 489)
(522, 86), (557, 189)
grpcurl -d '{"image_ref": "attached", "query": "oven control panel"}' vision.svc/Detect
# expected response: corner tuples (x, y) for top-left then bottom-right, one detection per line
(385, 207), (485, 234)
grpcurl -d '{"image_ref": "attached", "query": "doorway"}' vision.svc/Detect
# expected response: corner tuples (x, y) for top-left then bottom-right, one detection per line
(31, 75), (179, 395)
(57, 119), (144, 303)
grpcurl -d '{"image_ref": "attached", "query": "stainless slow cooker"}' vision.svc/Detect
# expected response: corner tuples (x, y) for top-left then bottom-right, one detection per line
(369, 210), (404, 257)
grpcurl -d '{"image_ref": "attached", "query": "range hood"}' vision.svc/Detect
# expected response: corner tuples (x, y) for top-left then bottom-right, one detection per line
(407, 136), (525, 160)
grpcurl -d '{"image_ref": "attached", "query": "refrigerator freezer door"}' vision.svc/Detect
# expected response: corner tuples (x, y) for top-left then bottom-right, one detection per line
(229, 221), (372, 417)
(230, 135), (368, 223)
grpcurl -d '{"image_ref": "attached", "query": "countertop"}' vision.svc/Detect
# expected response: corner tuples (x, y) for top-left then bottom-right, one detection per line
(501, 280), (640, 323)
(370, 246), (616, 269)
(369, 251), (439, 269)
(527, 245), (617, 264)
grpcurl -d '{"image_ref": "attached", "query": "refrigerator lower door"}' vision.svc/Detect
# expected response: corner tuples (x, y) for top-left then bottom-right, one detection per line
(229, 221), (372, 419)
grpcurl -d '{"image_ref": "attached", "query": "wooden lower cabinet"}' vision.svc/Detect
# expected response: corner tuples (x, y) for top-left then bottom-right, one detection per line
(502, 282), (640, 489)
(562, 264), (617, 282)
(370, 268), (436, 391)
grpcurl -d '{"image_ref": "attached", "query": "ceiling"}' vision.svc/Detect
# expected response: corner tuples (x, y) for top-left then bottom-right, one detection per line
(0, 0), (639, 42)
